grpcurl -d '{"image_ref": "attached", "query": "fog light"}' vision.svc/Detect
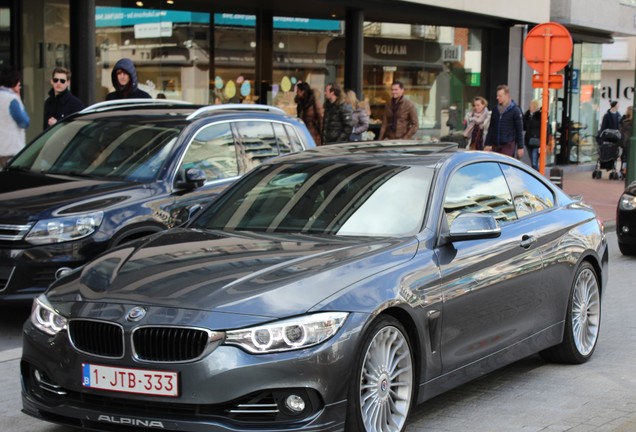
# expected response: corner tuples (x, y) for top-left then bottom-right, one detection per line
(285, 394), (306, 413)
(33, 369), (42, 383)
(623, 226), (630, 233)
(55, 267), (74, 280)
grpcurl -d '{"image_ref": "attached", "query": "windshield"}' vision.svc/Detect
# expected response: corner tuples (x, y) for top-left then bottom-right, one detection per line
(9, 118), (185, 181)
(191, 162), (433, 237)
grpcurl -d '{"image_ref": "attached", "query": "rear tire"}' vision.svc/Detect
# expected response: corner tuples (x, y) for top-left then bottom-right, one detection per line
(540, 262), (601, 364)
(345, 316), (414, 432)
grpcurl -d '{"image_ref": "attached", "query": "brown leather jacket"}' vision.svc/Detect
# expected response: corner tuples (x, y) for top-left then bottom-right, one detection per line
(379, 97), (419, 139)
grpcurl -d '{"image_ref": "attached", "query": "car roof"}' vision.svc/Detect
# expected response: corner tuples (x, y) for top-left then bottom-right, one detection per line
(266, 140), (461, 167)
(74, 100), (295, 123)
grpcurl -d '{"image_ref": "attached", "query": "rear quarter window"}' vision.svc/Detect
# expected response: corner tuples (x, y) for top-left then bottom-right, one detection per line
(500, 164), (555, 218)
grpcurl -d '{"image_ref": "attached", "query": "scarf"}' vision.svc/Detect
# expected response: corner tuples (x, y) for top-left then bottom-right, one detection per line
(463, 108), (489, 138)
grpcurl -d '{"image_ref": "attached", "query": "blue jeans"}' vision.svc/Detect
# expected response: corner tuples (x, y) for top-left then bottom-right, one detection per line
(527, 145), (539, 170)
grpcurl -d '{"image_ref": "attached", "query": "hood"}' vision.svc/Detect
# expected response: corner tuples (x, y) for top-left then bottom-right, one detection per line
(111, 58), (139, 92)
(47, 228), (418, 318)
(0, 171), (136, 223)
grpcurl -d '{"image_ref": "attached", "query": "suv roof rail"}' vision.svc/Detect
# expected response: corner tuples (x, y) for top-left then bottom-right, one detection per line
(80, 99), (193, 113)
(186, 104), (287, 121)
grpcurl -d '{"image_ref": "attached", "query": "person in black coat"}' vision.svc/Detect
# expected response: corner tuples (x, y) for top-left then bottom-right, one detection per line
(600, 100), (621, 133)
(43, 67), (85, 129)
(105, 58), (151, 101)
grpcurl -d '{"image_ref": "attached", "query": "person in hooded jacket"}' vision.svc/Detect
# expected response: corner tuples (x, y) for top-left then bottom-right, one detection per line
(105, 58), (151, 101)
(43, 67), (85, 129)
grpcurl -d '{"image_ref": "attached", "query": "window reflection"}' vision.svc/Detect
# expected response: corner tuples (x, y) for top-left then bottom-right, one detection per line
(181, 123), (238, 180)
(193, 163), (432, 237)
(500, 164), (554, 218)
(444, 163), (516, 225)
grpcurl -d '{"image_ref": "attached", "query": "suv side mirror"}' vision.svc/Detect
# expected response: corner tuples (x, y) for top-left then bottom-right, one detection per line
(448, 213), (501, 242)
(176, 168), (207, 190)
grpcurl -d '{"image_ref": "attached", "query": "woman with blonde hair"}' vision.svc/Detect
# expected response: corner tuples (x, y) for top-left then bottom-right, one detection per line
(344, 89), (369, 141)
(463, 96), (490, 150)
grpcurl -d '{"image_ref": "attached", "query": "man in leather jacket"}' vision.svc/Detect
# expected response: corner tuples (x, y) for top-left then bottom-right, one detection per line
(322, 83), (353, 145)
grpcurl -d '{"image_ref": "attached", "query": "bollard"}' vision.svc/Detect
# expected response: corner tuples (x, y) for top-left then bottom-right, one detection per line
(549, 167), (563, 189)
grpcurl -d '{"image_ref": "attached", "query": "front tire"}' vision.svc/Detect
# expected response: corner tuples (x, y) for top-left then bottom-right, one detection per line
(346, 316), (414, 432)
(541, 262), (601, 364)
(618, 242), (636, 256)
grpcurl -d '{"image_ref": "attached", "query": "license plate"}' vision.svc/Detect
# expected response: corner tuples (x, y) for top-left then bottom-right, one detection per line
(82, 363), (179, 397)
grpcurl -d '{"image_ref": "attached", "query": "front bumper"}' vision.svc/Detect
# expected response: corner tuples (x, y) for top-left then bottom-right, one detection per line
(616, 209), (636, 245)
(0, 237), (103, 303)
(21, 311), (368, 432)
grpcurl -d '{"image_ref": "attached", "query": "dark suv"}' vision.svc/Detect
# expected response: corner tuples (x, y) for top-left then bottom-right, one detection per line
(0, 100), (315, 302)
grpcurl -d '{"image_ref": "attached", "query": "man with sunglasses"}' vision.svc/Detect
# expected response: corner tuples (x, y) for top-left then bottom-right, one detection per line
(43, 67), (85, 129)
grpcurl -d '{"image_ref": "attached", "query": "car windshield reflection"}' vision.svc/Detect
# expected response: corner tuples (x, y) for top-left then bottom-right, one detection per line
(191, 162), (433, 237)
(9, 119), (184, 181)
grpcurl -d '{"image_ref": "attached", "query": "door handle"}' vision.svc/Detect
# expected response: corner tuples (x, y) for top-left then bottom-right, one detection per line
(520, 234), (537, 249)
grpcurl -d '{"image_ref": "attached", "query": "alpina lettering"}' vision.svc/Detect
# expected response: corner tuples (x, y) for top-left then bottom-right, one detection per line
(375, 44), (407, 56)
(98, 415), (165, 428)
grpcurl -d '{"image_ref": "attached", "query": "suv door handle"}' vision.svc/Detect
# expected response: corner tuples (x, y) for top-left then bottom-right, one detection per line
(520, 234), (537, 249)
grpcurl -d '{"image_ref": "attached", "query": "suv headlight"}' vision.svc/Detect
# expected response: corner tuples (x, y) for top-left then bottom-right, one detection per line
(619, 193), (636, 211)
(25, 211), (103, 244)
(225, 312), (348, 354)
(31, 294), (67, 336)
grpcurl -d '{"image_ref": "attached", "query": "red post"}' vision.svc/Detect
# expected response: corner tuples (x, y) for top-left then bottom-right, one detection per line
(540, 28), (551, 175)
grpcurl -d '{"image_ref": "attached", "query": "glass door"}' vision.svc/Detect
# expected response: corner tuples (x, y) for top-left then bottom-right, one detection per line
(0, 1), (12, 66)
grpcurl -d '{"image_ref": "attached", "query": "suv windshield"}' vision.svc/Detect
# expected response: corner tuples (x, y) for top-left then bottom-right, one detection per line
(191, 162), (432, 237)
(9, 118), (185, 181)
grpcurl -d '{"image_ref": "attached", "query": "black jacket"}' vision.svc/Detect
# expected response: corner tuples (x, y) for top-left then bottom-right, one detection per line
(322, 100), (353, 144)
(43, 89), (85, 129)
(105, 58), (152, 101)
(523, 109), (543, 146)
(485, 101), (524, 149)
(600, 109), (621, 132)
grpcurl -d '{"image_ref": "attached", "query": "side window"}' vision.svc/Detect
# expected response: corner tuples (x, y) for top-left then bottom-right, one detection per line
(444, 162), (517, 226)
(234, 121), (279, 173)
(283, 123), (306, 152)
(500, 164), (555, 217)
(180, 123), (238, 181)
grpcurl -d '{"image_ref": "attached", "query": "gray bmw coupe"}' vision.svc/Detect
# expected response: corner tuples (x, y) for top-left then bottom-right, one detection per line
(21, 141), (608, 432)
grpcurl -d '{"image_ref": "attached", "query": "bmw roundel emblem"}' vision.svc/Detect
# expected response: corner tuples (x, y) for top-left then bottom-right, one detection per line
(126, 307), (146, 322)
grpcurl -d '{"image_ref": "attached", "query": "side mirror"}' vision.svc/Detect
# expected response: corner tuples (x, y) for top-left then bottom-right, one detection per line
(448, 213), (501, 242)
(176, 168), (206, 190)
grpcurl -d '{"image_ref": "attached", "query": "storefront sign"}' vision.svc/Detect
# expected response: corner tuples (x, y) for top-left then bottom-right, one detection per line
(571, 68), (579, 94)
(134, 22), (172, 39)
(442, 45), (462, 62)
(327, 37), (442, 64)
(96, 7), (207, 27)
(374, 44), (407, 56)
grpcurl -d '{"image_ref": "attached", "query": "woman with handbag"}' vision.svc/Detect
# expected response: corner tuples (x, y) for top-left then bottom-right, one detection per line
(524, 99), (543, 170)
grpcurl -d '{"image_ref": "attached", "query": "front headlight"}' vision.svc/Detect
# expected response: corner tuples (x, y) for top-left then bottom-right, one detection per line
(225, 312), (348, 354)
(25, 211), (103, 244)
(619, 193), (636, 211)
(31, 294), (67, 336)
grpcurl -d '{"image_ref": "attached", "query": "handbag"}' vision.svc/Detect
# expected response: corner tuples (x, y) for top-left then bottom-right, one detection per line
(528, 137), (540, 147)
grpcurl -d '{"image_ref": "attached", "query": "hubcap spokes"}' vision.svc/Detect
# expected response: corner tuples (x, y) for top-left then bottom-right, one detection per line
(572, 268), (600, 356)
(360, 326), (413, 432)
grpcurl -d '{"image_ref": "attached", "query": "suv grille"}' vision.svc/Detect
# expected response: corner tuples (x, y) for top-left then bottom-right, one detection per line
(133, 327), (219, 362)
(69, 320), (124, 358)
(0, 223), (33, 241)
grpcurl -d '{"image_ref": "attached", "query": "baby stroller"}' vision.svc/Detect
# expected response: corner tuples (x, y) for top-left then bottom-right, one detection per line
(592, 129), (622, 180)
